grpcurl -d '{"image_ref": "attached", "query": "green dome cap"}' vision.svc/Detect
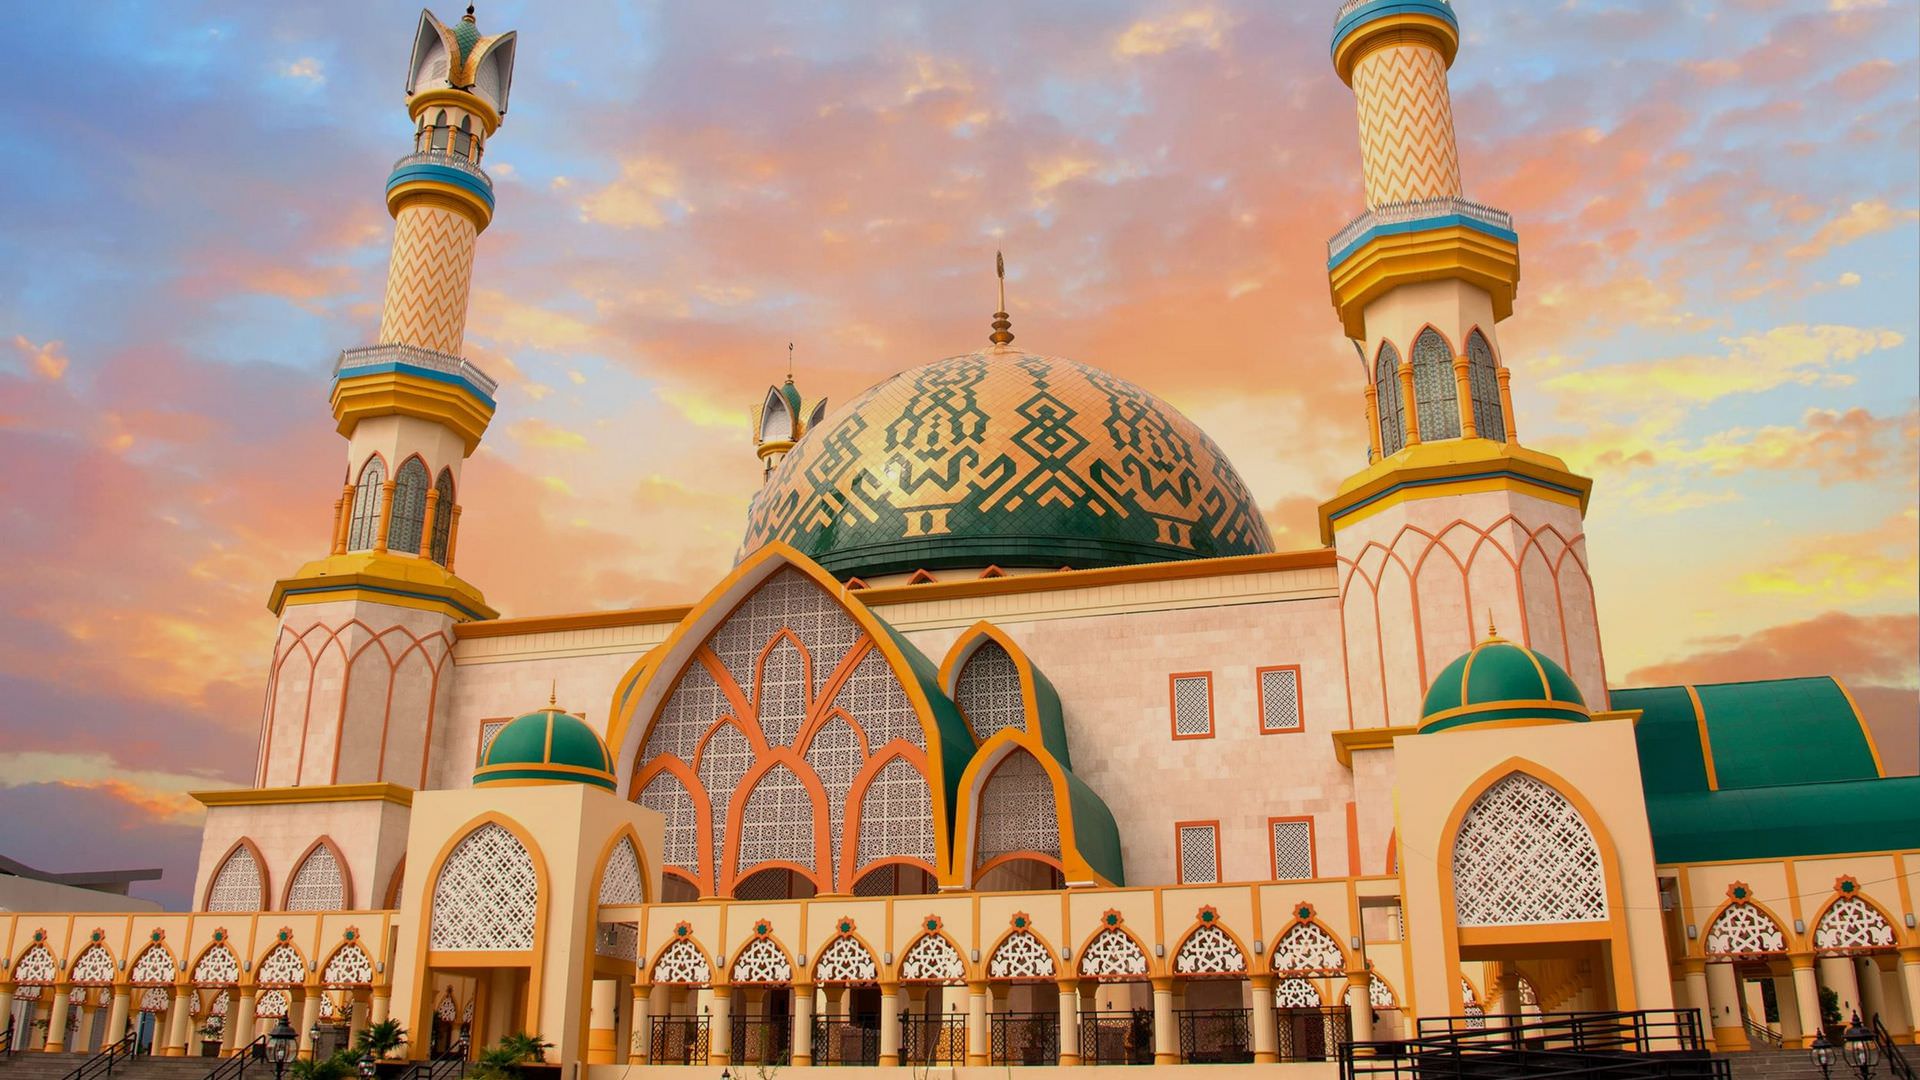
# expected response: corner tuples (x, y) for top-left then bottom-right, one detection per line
(474, 705), (617, 791)
(1419, 630), (1588, 733)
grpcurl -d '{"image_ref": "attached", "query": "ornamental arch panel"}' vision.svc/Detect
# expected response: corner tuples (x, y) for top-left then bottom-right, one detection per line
(898, 929), (966, 984)
(729, 935), (794, 985)
(1077, 923), (1151, 981)
(69, 944), (115, 985)
(952, 637), (1027, 742)
(1410, 326), (1460, 441)
(1270, 916), (1346, 976)
(205, 839), (269, 912)
(972, 747), (1062, 870)
(192, 942), (241, 986)
(986, 926), (1057, 982)
(1449, 771), (1607, 927)
(649, 935), (713, 986)
(256, 942), (306, 986)
(1812, 888), (1896, 955)
(1172, 919), (1248, 977)
(1374, 340), (1406, 456)
(322, 942), (374, 987)
(283, 838), (350, 911)
(596, 831), (647, 906)
(813, 932), (880, 985)
(130, 943), (178, 986)
(1703, 897), (1789, 959)
(1275, 978), (1321, 1008)
(428, 818), (541, 952)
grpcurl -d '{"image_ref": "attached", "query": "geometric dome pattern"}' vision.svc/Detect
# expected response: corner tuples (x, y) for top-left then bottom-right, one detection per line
(740, 349), (1275, 578)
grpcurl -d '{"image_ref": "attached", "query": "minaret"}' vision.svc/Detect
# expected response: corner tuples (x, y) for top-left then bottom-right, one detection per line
(1317, 0), (1606, 731)
(751, 344), (826, 480)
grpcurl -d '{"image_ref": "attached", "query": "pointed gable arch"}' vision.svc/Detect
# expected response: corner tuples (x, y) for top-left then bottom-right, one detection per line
(812, 924), (881, 985)
(205, 838), (270, 912)
(1268, 905), (1348, 976)
(1171, 909), (1249, 977)
(898, 918), (968, 984)
(321, 939), (374, 987)
(937, 621), (1071, 759)
(728, 928), (795, 985)
(130, 939), (178, 986)
(986, 917), (1058, 982)
(255, 939), (307, 987)
(609, 543), (974, 888)
(1077, 913), (1153, 981)
(1811, 878), (1898, 955)
(69, 942), (116, 985)
(283, 836), (352, 911)
(951, 729), (1123, 889)
(1701, 883), (1791, 958)
(649, 928), (713, 986)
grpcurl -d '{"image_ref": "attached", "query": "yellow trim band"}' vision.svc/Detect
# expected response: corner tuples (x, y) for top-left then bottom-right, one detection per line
(191, 783), (415, 809)
(1328, 225), (1519, 339)
(1331, 725), (1418, 768)
(330, 370), (495, 455)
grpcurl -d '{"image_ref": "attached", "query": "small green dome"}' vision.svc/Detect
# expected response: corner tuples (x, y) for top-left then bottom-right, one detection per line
(474, 706), (617, 791)
(1419, 632), (1588, 733)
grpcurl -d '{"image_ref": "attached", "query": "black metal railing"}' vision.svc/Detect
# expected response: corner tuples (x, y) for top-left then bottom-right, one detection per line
(1079, 1009), (1154, 1066)
(58, 1029), (139, 1080)
(1347, 1009), (1725, 1080)
(1, 1020), (14, 1056)
(1742, 1016), (1783, 1050)
(901, 1014), (965, 1066)
(399, 1039), (468, 1080)
(730, 1017), (791, 1066)
(198, 1035), (268, 1080)
(811, 1014), (879, 1067)
(1876, 1014), (1915, 1080)
(1277, 1006), (1350, 1062)
(647, 1016), (709, 1066)
(990, 1012), (1058, 1066)
(1176, 1008), (1251, 1064)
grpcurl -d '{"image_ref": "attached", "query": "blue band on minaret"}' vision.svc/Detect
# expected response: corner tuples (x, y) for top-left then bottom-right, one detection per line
(386, 161), (496, 211)
(1331, 0), (1459, 57)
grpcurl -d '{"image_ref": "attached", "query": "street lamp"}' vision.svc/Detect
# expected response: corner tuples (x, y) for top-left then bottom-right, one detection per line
(1810, 1030), (1835, 1079)
(309, 1023), (321, 1052)
(1841, 1013), (1878, 1079)
(266, 1018), (299, 1080)
(358, 1052), (377, 1080)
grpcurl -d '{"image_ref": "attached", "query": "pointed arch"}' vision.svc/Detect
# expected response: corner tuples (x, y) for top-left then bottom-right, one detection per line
(388, 455), (432, 556)
(648, 932), (713, 986)
(255, 940), (307, 987)
(760, 386), (794, 442)
(347, 454), (387, 551)
(845, 751), (937, 886)
(1448, 769), (1607, 927)
(320, 939), (374, 987)
(204, 837), (270, 912)
(728, 931), (796, 986)
(11, 941), (55, 985)
(1410, 325), (1459, 441)
(1076, 919), (1153, 982)
(897, 926), (968, 984)
(190, 939), (241, 986)
(729, 759), (825, 888)
(424, 812), (546, 953)
(1810, 882), (1899, 955)
(635, 763), (702, 891)
(1268, 908), (1349, 976)
(1374, 339), (1406, 456)
(1171, 912), (1250, 977)
(129, 940), (179, 986)
(1464, 328), (1504, 440)
(429, 468), (456, 564)
(950, 729), (1120, 889)
(985, 923), (1058, 982)
(593, 826), (649, 907)
(68, 943), (116, 986)
(382, 857), (406, 911)
(1701, 890), (1791, 959)
(812, 929), (881, 985)
(282, 836), (353, 911)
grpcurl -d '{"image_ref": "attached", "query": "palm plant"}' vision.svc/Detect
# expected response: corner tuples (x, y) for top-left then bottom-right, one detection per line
(290, 1051), (356, 1080)
(355, 1020), (408, 1059)
(497, 1033), (551, 1064)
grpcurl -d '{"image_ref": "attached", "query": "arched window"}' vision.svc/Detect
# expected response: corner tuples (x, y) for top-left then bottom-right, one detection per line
(285, 842), (346, 911)
(1451, 772), (1606, 926)
(414, 115), (428, 153)
(429, 822), (537, 951)
(207, 843), (266, 912)
(1465, 330), (1504, 440)
(1411, 328), (1460, 441)
(975, 749), (1061, 868)
(387, 458), (430, 556)
(1374, 341), (1406, 456)
(955, 639), (1026, 741)
(346, 457), (386, 552)
(429, 109), (448, 151)
(453, 116), (472, 159)
(734, 763), (817, 877)
(429, 469), (456, 564)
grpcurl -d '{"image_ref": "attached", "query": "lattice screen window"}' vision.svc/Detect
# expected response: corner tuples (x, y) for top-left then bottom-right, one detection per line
(130, 945), (176, 986)
(257, 944), (305, 986)
(696, 724), (754, 872)
(428, 822), (537, 951)
(1275, 978), (1320, 1008)
(755, 637), (809, 748)
(955, 639), (1026, 741)
(987, 930), (1056, 980)
(193, 945), (239, 985)
(709, 568), (862, 700)
(899, 933), (966, 983)
(637, 772), (699, 875)
(1078, 927), (1149, 979)
(835, 647), (924, 749)
(388, 457), (430, 556)
(1171, 674), (1213, 737)
(599, 835), (644, 905)
(1270, 921), (1343, 975)
(1173, 925), (1246, 975)
(1259, 668), (1302, 732)
(1705, 901), (1787, 957)
(286, 844), (346, 911)
(1450, 772), (1607, 927)
(1375, 342), (1405, 457)
(1814, 895), (1896, 953)
(207, 845), (265, 912)
(11, 945), (55, 985)
(1177, 823), (1220, 884)
(804, 718), (862, 885)
(1465, 330), (1504, 439)
(976, 750), (1062, 866)
(69, 945), (115, 985)
(322, 945), (373, 986)
(855, 758), (936, 869)
(815, 935), (879, 983)
(730, 937), (793, 984)
(1271, 819), (1314, 881)
(736, 763), (817, 874)
(651, 938), (711, 985)
(1411, 327), (1460, 440)
(476, 720), (508, 766)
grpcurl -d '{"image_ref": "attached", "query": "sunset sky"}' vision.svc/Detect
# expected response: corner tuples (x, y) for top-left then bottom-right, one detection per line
(1, 0), (1915, 908)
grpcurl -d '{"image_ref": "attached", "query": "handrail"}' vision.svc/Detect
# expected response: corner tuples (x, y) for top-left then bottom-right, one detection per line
(1, 1021), (13, 1056)
(199, 1035), (268, 1080)
(389, 151), (493, 194)
(1352, 1009), (1720, 1079)
(333, 344), (499, 399)
(1326, 194), (1515, 261)
(401, 1038), (468, 1080)
(1876, 1013), (1915, 1080)
(1743, 1015), (1784, 1050)
(58, 1029), (140, 1080)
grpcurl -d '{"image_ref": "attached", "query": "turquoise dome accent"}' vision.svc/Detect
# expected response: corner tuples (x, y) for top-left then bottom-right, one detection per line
(1419, 633), (1588, 733)
(474, 706), (617, 791)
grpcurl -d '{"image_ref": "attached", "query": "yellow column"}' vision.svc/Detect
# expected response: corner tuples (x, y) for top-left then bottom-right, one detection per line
(444, 506), (463, 572)
(1347, 970), (1375, 1045)
(370, 989), (391, 1027)
(1150, 976), (1177, 1064)
(231, 990), (257, 1051)
(330, 489), (351, 555)
(705, 985), (731, 1067)
(1451, 354), (1477, 437)
(74, 991), (97, 1052)
(1790, 954), (1823, 1048)
(877, 982), (900, 1066)
(1704, 962), (1748, 1050)
(418, 489), (441, 558)
(298, 991), (322, 1060)
(1858, 956), (1890, 1030)
(166, 988), (192, 1057)
(1397, 361), (1421, 444)
(1056, 978), (1080, 1066)
(1772, 973), (1803, 1046)
(586, 979), (616, 1064)
(107, 987), (131, 1050)
(45, 985), (71, 1053)
(372, 480), (397, 554)
(1819, 954), (1861, 1025)
(1497, 967), (1525, 1034)
(965, 981), (989, 1065)
(1363, 384), (1382, 461)
(1495, 367), (1517, 442)
(1250, 974), (1277, 1063)
(629, 983), (650, 1064)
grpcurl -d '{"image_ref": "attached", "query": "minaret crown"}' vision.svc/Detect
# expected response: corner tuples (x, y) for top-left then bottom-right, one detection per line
(752, 347), (827, 482)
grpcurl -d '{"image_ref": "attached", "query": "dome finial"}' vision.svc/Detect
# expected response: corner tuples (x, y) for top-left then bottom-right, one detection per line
(465, 5), (477, 22)
(1486, 610), (1498, 640)
(989, 251), (1015, 347)
(786, 341), (795, 384)
(549, 679), (557, 707)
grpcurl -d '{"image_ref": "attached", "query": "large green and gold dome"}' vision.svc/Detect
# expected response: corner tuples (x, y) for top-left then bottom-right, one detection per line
(739, 347), (1275, 578)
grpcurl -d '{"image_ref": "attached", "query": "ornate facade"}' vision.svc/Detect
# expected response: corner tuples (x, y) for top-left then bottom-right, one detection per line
(3, 1), (1917, 1075)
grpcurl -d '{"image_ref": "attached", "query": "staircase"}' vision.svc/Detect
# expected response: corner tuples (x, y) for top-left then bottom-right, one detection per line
(1723, 1048), (1836, 1080)
(0, 1052), (232, 1080)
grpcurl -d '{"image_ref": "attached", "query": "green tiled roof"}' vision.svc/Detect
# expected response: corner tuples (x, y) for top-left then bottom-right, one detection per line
(872, 616), (977, 824)
(1063, 767), (1125, 886)
(1419, 637), (1588, 732)
(1695, 677), (1879, 789)
(1644, 778), (1920, 863)
(474, 707), (617, 791)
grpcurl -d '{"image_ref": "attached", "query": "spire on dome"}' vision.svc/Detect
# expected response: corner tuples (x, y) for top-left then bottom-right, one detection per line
(989, 251), (1015, 347)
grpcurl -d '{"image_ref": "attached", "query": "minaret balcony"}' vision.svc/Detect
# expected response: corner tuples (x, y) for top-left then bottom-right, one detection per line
(330, 344), (497, 454)
(1327, 196), (1512, 266)
(385, 150), (496, 228)
(334, 343), (498, 400)
(1325, 196), (1520, 338)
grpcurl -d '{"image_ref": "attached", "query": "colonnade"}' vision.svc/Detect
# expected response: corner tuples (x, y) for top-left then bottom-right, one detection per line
(1685, 947), (1920, 1051)
(0, 981), (393, 1059)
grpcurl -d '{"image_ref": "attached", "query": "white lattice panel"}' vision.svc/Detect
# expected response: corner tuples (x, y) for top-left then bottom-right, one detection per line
(208, 846), (264, 912)
(637, 771), (700, 874)
(1260, 668), (1301, 732)
(856, 758), (936, 869)
(755, 637), (809, 748)
(1275, 978), (1321, 1008)
(193, 944), (239, 985)
(428, 822), (537, 951)
(651, 938), (711, 984)
(323, 945), (373, 986)
(697, 724), (754, 872)
(1345, 973), (1395, 1009)
(436, 995), (457, 1022)
(257, 944), (305, 985)
(12, 944), (54, 985)
(477, 720), (508, 765)
(976, 750), (1061, 866)
(1271, 921), (1344, 975)
(730, 937), (793, 984)
(598, 835), (645, 905)
(1173, 924), (1245, 975)
(131, 945), (176, 986)
(710, 568), (862, 700)
(1178, 824), (1219, 884)
(955, 640), (1026, 741)
(286, 844), (346, 911)
(69, 945), (115, 985)
(988, 930), (1056, 980)
(835, 647), (924, 750)
(256, 989), (289, 1018)
(815, 935), (878, 983)
(1814, 895), (1896, 953)
(900, 933), (965, 983)
(1450, 773), (1607, 926)
(1271, 820), (1314, 881)
(649, 661), (728, 764)
(805, 718), (863, 885)
(1704, 902), (1786, 956)
(140, 988), (172, 1012)
(1171, 675), (1212, 736)
(1078, 928), (1148, 979)
(595, 921), (638, 962)
(736, 764), (817, 873)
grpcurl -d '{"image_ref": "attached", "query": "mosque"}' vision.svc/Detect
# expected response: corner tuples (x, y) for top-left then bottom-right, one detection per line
(3, 2), (1917, 1076)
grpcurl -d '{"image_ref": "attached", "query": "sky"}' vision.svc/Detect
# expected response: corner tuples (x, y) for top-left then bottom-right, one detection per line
(0, 0), (1915, 909)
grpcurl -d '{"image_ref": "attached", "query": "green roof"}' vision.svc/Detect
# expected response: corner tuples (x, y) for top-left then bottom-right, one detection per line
(475, 707), (616, 791)
(1617, 676), (1899, 862)
(1419, 636), (1588, 732)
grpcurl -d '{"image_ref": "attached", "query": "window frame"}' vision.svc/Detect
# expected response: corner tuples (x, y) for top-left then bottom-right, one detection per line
(1167, 671), (1216, 741)
(474, 717), (510, 767)
(1173, 819), (1223, 885)
(1256, 664), (1306, 735)
(1267, 815), (1318, 882)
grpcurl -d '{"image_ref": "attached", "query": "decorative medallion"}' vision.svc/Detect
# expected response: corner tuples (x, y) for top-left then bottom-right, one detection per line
(836, 917), (856, 934)
(1729, 883), (1749, 901)
(923, 915), (943, 933)
(675, 921), (693, 938)
(1101, 909), (1122, 927)
(90, 929), (105, 943)
(753, 920), (772, 937)
(1295, 903), (1316, 921)
(1011, 913), (1030, 929)
(1197, 906), (1218, 924)
(1836, 877), (1858, 895)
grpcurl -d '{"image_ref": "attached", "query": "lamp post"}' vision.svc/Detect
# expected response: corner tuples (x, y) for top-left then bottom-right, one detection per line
(358, 1052), (377, 1080)
(1841, 1013), (1878, 1079)
(1811, 1030), (1835, 1080)
(266, 1018), (298, 1080)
